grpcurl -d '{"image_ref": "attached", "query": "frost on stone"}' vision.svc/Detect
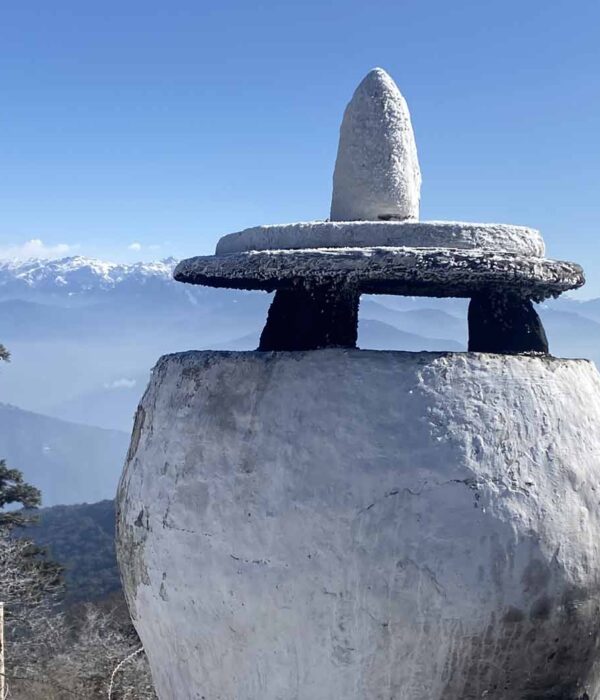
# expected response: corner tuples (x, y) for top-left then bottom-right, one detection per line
(215, 220), (545, 257)
(172, 66), (586, 353)
(174, 247), (584, 301)
(117, 350), (600, 698)
(330, 68), (421, 222)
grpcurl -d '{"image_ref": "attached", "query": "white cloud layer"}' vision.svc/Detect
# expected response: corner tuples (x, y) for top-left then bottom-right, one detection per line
(104, 378), (137, 390)
(0, 239), (73, 260)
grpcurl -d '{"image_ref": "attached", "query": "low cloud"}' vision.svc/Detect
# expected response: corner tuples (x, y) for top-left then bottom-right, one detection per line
(128, 242), (142, 251)
(0, 239), (73, 260)
(104, 378), (137, 390)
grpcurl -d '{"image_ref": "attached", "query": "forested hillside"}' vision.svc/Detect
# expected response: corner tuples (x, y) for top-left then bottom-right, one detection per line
(24, 499), (120, 602)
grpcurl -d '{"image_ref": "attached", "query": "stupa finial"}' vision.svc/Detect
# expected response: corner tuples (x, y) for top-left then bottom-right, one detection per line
(175, 66), (584, 353)
(330, 67), (421, 222)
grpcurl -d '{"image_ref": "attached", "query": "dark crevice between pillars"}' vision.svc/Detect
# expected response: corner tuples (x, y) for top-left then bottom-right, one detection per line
(468, 292), (549, 354)
(258, 284), (360, 351)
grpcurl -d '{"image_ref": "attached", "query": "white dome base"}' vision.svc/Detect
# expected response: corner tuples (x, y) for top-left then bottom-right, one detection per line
(215, 220), (545, 257)
(117, 350), (600, 700)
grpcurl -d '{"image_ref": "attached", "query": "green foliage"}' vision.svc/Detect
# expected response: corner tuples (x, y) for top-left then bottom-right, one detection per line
(0, 459), (63, 607)
(0, 458), (42, 527)
(0, 343), (41, 524)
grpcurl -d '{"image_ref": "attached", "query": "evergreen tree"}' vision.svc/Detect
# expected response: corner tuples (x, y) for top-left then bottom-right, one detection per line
(0, 460), (42, 527)
(0, 464), (64, 695)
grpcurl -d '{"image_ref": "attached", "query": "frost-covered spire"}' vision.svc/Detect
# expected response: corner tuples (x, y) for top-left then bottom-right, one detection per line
(330, 67), (421, 222)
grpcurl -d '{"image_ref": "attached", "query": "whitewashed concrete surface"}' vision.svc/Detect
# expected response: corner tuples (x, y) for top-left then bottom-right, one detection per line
(330, 68), (421, 222)
(215, 220), (545, 257)
(117, 350), (600, 700)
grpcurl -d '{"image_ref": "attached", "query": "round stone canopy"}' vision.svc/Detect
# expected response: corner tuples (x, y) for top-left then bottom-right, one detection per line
(215, 220), (545, 257)
(174, 247), (584, 300)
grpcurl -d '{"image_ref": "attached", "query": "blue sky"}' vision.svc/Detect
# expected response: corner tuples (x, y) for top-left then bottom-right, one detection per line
(1, 1), (599, 294)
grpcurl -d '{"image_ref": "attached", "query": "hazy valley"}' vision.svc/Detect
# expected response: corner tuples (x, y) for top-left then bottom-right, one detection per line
(1, 255), (599, 507)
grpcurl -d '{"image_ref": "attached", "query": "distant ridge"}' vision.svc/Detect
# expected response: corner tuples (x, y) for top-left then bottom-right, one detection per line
(0, 403), (129, 506)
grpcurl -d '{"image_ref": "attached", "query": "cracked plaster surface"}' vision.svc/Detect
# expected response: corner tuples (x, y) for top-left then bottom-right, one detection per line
(117, 350), (600, 699)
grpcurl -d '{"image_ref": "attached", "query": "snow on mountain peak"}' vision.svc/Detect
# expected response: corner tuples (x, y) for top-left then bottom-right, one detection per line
(0, 256), (179, 295)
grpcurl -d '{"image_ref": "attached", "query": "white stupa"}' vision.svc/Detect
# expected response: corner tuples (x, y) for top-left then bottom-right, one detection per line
(117, 69), (600, 700)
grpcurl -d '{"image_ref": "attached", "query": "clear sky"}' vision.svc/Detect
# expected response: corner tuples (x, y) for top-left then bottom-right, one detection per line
(1, 1), (599, 294)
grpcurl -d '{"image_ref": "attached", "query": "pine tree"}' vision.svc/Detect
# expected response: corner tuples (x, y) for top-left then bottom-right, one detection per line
(0, 460), (42, 528)
(0, 464), (64, 696)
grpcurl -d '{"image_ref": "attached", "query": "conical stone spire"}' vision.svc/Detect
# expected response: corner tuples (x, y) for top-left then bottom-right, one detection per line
(330, 68), (421, 222)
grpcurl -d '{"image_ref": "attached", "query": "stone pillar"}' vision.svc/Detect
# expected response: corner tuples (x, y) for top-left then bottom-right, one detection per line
(468, 292), (549, 354)
(258, 284), (359, 351)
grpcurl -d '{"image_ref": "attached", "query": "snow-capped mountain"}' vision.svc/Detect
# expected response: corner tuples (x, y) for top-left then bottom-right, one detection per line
(0, 255), (180, 301)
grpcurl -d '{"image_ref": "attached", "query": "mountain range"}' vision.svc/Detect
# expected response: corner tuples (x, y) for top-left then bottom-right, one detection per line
(1, 255), (599, 505)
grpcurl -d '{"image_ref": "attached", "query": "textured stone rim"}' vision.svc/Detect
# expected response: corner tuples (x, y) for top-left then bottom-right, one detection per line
(215, 220), (545, 257)
(174, 247), (584, 300)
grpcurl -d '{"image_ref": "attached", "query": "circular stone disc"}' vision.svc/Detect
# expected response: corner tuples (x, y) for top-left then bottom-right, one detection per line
(215, 221), (545, 257)
(174, 247), (584, 300)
